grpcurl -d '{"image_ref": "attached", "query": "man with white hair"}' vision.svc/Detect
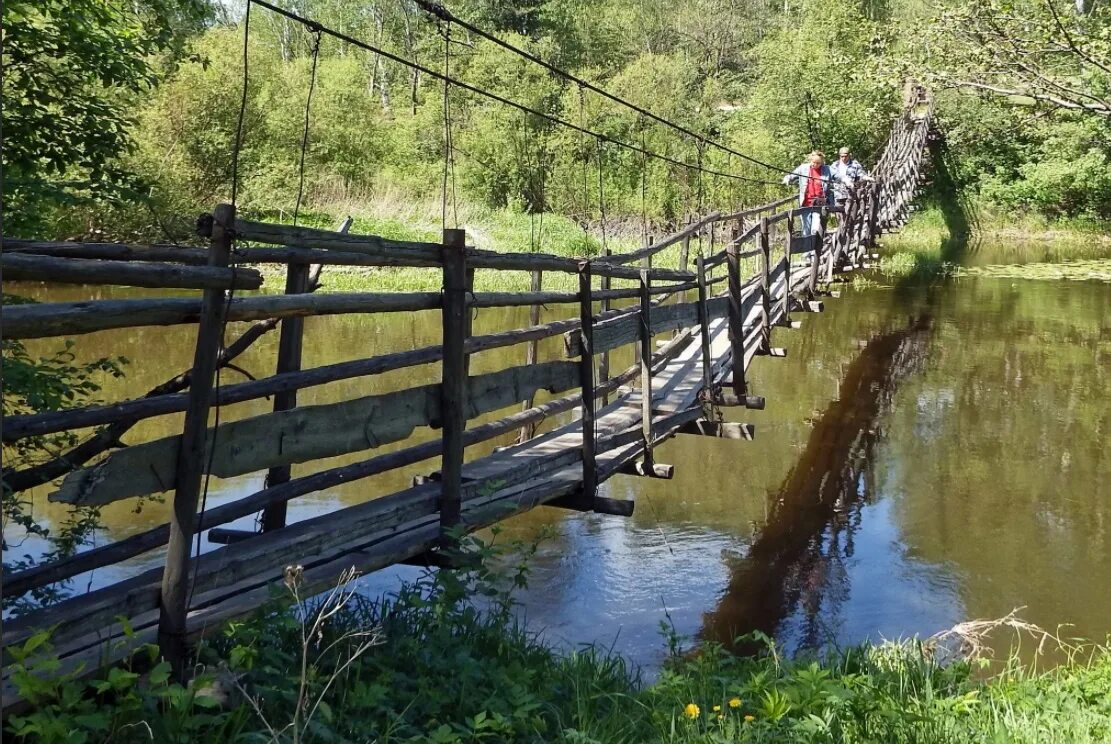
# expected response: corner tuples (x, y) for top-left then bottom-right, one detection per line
(829, 147), (868, 205)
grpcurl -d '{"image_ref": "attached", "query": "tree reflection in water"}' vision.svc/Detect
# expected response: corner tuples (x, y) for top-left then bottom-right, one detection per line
(701, 313), (935, 653)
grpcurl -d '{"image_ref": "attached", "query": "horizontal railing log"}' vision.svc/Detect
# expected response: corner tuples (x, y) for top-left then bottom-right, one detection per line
(1, 240), (211, 265)
(596, 212), (722, 266)
(0, 254), (263, 290)
(3, 292), (446, 340)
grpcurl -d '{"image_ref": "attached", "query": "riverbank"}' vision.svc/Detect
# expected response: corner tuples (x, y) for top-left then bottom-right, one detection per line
(876, 204), (1111, 281)
(8, 543), (1110, 743)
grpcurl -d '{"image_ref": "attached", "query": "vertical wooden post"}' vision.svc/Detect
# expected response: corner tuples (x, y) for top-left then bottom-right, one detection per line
(638, 266), (654, 466)
(866, 182), (880, 253)
(695, 252), (712, 392)
(578, 262), (597, 504)
(759, 217), (772, 353)
(259, 218), (352, 531)
(439, 228), (468, 540)
(781, 210), (794, 326)
(634, 246), (651, 367)
(158, 203), (234, 676)
(598, 246), (611, 404)
(725, 226), (747, 396)
(517, 269), (543, 443)
(677, 216), (692, 311)
(809, 207), (826, 296)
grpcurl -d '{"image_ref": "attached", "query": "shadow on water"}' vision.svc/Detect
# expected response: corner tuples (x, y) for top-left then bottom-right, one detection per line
(700, 312), (936, 653)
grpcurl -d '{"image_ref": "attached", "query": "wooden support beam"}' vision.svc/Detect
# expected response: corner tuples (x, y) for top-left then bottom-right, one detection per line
(809, 208), (826, 294)
(517, 269), (544, 444)
(677, 420), (755, 440)
(638, 266), (654, 468)
(725, 226), (747, 397)
(780, 211), (794, 327)
(616, 460), (674, 479)
(439, 228), (468, 542)
(758, 217), (773, 354)
(158, 202), (234, 678)
(546, 493), (635, 517)
(0, 253), (263, 290)
(711, 391), (766, 410)
(577, 262), (598, 509)
(695, 253), (713, 393)
(260, 218), (339, 532)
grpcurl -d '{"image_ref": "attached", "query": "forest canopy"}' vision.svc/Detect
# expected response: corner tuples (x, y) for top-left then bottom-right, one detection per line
(2, 0), (1109, 240)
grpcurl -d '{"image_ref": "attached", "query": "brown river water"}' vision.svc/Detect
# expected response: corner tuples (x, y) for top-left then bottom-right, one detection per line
(5, 256), (1109, 671)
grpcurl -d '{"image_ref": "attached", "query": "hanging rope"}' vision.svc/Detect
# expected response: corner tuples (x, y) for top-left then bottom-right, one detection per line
(578, 85), (590, 232)
(596, 138), (609, 257)
(440, 19), (452, 231)
(639, 123), (649, 245)
(292, 29), (322, 227)
(190, 0), (255, 611)
(230, 0), (252, 207)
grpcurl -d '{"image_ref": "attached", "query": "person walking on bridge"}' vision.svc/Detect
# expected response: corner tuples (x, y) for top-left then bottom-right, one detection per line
(783, 150), (833, 237)
(829, 147), (867, 206)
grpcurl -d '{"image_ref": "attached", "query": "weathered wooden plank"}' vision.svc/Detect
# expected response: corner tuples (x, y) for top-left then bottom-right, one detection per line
(51, 361), (579, 507)
(2, 292), (443, 340)
(0, 253), (263, 290)
(563, 298), (728, 358)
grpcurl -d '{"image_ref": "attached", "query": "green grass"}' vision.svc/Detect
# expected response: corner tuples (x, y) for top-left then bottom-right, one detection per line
(7, 536), (1111, 743)
(872, 204), (1111, 285)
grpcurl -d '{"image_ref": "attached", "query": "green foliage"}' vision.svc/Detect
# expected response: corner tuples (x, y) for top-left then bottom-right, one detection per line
(6, 535), (1111, 742)
(0, 0), (211, 236)
(1, 305), (129, 612)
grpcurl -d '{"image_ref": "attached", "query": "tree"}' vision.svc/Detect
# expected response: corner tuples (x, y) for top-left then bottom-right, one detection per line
(927, 0), (1111, 118)
(0, 0), (211, 235)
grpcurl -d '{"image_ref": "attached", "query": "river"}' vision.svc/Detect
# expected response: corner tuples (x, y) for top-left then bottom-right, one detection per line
(5, 254), (1108, 672)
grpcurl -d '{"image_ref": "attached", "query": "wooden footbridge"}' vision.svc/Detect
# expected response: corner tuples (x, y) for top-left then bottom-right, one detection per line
(1, 88), (933, 700)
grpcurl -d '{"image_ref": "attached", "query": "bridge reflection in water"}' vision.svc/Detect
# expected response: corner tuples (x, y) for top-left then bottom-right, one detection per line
(701, 313), (935, 653)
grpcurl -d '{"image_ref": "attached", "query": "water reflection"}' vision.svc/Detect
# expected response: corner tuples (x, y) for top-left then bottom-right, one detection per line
(4, 273), (1109, 672)
(702, 313), (935, 652)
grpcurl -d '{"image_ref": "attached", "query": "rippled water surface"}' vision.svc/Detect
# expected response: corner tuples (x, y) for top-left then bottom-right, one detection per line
(7, 266), (1108, 671)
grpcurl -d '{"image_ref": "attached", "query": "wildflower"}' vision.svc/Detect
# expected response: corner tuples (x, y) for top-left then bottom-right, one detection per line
(716, 714), (724, 721)
(683, 703), (700, 719)
(712, 705), (721, 713)
(744, 715), (756, 723)
(728, 698), (742, 708)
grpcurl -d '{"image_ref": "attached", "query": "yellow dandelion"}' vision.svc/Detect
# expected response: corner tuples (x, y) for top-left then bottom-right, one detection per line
(716, 713), (724, 721)
(744, 714), (756, 723)
(728, 698), (742, 708)
(712, 705), (721, 713)
(683, 703), (700, 719)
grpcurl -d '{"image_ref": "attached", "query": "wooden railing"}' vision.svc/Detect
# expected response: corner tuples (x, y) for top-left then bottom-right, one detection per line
(1, 89), (934, 695)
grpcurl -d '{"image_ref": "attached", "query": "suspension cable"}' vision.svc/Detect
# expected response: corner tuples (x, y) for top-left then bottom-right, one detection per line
(246, 0), (784, 185)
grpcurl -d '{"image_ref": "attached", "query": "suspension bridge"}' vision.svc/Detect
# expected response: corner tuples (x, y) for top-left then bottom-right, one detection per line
(0, 0), (936, 707)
